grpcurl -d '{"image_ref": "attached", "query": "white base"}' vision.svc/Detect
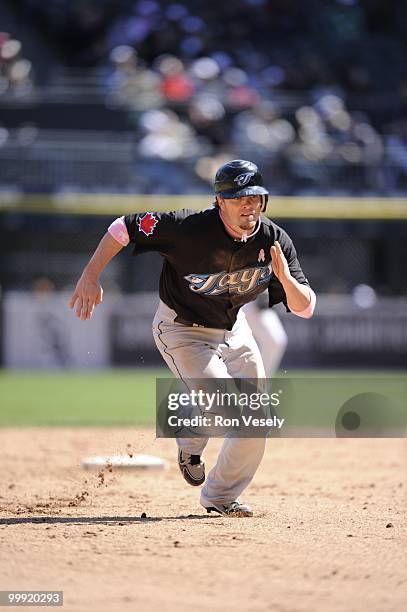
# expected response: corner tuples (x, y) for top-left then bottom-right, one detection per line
(81, 454), (168, 470)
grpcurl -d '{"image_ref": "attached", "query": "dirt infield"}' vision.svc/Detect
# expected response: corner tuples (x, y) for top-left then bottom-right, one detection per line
(0, 429), (405, 612)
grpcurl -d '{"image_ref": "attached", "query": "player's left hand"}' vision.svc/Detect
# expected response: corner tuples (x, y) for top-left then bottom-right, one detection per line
(270, 241), (290, 282)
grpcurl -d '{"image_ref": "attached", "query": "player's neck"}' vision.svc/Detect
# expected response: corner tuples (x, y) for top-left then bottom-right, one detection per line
(219, 209), (258, 242)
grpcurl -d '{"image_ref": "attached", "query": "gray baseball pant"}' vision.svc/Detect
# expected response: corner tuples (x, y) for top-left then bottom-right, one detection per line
(152, 299), (267, 506)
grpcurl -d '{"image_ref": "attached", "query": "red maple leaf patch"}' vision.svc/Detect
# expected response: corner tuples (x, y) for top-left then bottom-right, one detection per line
(138, 212), (158, 236)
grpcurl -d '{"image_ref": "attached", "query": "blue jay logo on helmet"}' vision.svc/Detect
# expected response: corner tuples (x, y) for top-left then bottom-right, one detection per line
(234, 172), (255, 187)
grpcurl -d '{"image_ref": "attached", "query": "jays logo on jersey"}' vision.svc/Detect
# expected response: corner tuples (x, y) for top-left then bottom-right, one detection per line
(185, 262), (273, 296)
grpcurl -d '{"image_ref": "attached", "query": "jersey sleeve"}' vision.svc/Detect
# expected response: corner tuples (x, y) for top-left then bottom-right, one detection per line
(268, 227), (310, 311)
(123, 209), (189, 256)
(108, 216), (130, 246)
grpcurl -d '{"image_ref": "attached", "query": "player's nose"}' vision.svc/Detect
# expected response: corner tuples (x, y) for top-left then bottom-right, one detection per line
(240, 199), (255, 212)
(240, 197), (252, 208)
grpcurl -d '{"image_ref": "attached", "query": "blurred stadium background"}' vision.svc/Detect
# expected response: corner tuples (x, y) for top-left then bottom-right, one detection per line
(0, 0), (406, 425)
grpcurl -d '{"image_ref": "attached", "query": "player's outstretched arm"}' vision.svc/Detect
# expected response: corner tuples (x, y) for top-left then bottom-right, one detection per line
(270, 241), (314, 316)
(69, 232), (124, 321)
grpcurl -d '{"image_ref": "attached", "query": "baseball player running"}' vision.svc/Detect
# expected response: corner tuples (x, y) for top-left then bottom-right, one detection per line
(69, 160), (316, 517)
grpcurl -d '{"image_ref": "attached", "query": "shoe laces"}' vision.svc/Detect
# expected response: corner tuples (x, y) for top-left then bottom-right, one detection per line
(224, 501), (245, 512)
(226, 502), (238, 511)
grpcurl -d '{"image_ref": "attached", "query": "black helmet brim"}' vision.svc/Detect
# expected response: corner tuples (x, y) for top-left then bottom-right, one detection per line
(218, 185), (269, 199)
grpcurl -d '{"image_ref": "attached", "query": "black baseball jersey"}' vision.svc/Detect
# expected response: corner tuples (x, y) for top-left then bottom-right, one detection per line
(124, 207), (310, 330)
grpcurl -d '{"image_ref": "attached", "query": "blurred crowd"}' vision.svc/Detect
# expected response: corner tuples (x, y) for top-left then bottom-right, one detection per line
(2, 0), (407, 193)
(0, 32), (34, 98)
(11, 0), (407, 82)
(106, 45), (398, 192)
(101, 0), (407, 190)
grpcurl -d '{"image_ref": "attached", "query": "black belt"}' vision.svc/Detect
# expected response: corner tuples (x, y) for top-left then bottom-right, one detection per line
(174, 315), (206, 328)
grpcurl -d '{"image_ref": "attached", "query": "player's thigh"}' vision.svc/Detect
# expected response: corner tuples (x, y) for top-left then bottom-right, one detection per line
(226, 332), (266, 378)
(153, 324), (229, 379)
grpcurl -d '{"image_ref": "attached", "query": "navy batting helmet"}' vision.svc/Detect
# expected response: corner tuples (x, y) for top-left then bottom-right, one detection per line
(214, 159), (269, 211)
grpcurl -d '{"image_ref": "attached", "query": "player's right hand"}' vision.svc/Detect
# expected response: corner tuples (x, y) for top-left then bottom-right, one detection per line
(68, 271), (103, 321)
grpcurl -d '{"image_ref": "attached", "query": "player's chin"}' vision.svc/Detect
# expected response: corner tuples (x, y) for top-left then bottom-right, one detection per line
(239, 219), (256, 230)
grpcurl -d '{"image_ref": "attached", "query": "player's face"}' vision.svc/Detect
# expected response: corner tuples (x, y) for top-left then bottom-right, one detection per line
(218, 195), (262, 232)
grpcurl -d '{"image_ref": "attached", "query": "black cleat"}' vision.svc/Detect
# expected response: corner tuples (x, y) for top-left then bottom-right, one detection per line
(178, 450), (205, 486)
(203, 500), (253, 517)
